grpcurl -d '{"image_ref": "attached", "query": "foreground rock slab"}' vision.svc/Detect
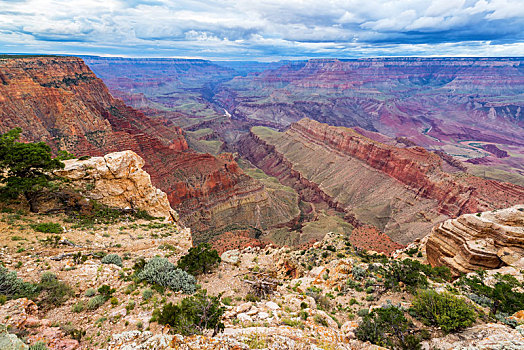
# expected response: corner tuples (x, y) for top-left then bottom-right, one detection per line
(426, 204), (524, 275)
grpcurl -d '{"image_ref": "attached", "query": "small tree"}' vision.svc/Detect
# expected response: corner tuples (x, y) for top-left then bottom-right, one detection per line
(0, 128), (64, 210)
(177, 243), (221, 276)
(152, 289), (225, 336)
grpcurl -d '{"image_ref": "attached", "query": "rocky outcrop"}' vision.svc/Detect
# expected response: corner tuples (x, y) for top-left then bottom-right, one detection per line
(55, 150), (178, 222)
(0, 56), (293, 239)
(239, 119), (524, 246)
(0, 299), (79, 350)
(426, 205), (524, 275)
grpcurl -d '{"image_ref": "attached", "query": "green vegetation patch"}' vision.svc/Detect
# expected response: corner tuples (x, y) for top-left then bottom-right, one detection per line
(31, 222), (63, 234)
(152, 289), (225, 336)
(411, 289), (477, 333)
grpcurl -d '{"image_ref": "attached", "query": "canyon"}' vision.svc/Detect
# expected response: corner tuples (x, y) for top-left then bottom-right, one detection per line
(215, 57), (524, 180)
(2, 55), (524, 252)
(84, 56), (524, 185)
(1, 55), (524, 348)
(0, 56), (297, 242)
(239, 119), (524, 248)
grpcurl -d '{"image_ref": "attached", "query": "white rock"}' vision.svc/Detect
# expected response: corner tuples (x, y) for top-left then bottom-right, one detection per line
(257, 312), (270, 320)
(237, 313), (252, 323)
(221, 249), (240, 264)
(266, 301), (279, 310)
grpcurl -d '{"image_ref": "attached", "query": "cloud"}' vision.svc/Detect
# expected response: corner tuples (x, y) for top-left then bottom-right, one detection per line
(0, 0), (522, 59)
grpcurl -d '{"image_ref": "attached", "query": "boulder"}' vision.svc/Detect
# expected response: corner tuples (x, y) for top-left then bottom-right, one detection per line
(221, 249), (240, 264)
(0, 330), (28, 350)
(55, 151), (180, 223)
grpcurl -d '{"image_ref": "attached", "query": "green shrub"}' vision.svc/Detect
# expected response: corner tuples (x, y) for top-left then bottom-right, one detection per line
(0, 265), (36, 299)
(411, 290), (476, 333)
(356, 305), (421, 350)
(313, 314), (329, 327)
(29, 342), (48, 350)
(351, 265), (367, 280)
(357, 308), (369, 317)
(36, 272), (73, 308)
(31, 222), (62, 234)
(383, 259), (428, 292)
(84, 288), (96, 297)
(87, 295), (107, 310)
(142, 288), (153, 301)
(138, 257), (196, 294)
(72, 301), (85, 313)
(97, 284), (115, 298)
(177, 243), (221, 276)
(126, 300), (136, 312)
(152, 289), (224, 336)
(244, 293), (260, 302)
(459, 273), (524, 315)
(101, 254), (123, 267)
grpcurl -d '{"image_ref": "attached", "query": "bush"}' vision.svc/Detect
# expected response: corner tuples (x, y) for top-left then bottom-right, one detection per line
(352, 265), (367, 280)
(126, 300), (136, 312)
(384, 260), (428, 292)
(36, 272), (73, 308)
(142, 288), (153, 301)
(459, 273), (524, 315)
(152, 289), (224, 336)
(356, 305), (421, 350)
(101, 254), (123, 268)
(87, 295), (107, 310)
(29, 342), (48, 350)
(138, 257), (196, 294)
(97, 284), (115, 298)
(84, 288), (96, 297)
(72, 301), (85, 313)
(177, 243), (221, 276)
(31, 222), (62, 234)
(411, 290), (476, 333)
(0, 265), (36, 299)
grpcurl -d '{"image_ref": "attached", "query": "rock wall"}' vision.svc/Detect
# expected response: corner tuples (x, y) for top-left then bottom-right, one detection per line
(239, 119), (524, 245)
(426, 205), (524, 275)
(289, 118), (524, 216)
(0, 56), (292, 239)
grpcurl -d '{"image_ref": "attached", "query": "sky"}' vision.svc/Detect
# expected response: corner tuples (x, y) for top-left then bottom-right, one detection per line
(0, 0), (523, 60)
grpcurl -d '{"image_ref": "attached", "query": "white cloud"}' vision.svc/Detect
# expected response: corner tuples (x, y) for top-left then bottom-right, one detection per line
(0, 0), (522, 58)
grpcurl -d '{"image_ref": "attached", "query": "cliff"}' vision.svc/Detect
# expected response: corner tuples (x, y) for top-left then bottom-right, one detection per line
(0, 56), (294, 239)
(426, 205), (524, 275)
(239, 119), (524, 245)
(216, 57), (524, 177)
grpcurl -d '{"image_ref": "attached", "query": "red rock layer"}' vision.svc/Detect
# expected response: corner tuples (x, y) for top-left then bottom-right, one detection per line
(0, 56), (270, 235)
(209, 230), (267, 254)
(290, 119), (524, 217)
(349, 225), (404, 255)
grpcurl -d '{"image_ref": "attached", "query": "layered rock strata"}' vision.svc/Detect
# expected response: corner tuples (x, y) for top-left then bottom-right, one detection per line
(426, 205), (524, 275)
(0, 56), (294, 237)
(240, 119), (524, 245)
